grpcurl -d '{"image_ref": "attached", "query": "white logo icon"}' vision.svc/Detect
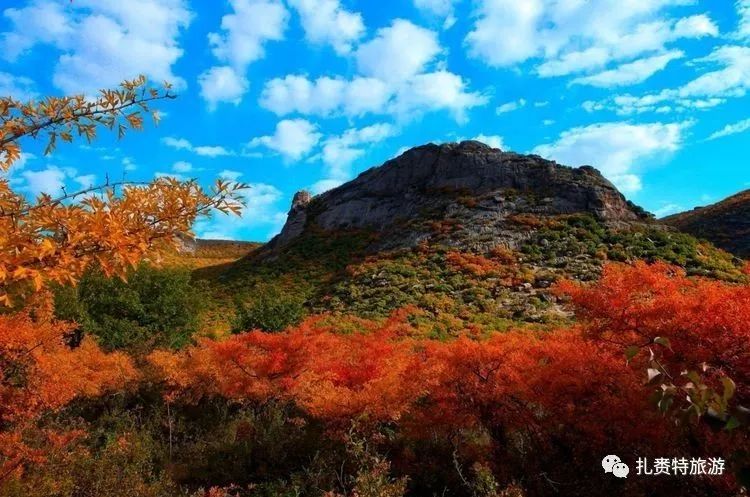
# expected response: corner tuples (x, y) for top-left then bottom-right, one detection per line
(602, 455), (629, 478)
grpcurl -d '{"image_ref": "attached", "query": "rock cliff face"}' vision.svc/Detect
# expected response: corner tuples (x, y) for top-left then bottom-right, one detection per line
(267, 141), (646, 253)
(663, 190), (750, 259)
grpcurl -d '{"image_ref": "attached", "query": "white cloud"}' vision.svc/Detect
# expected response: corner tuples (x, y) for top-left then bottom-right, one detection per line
(613, 174), (643, 194)
(738, 0), (750, 39)
(21, 166), (67, 196)
(0, 72), (37, 101)
(653, 202), (682, 217)
(2, 0), (192, 94)
(496, 98), (526, 114)
(320, 123), (396, 176)
(172, 161), (193, 173)
(471, 134), (506, 149)
(587, 45), (750, 114)
(200, 0), (288, 107)
(194, 183), (287, 240)
(310, 123), (397, 194)
(708, 118), (750, 140)
(542, 119), (555, 126)
(17, 165), (93, 197)
(532, 121), (688, 194)
(288, 0), (364, 54)
(162, 136), (233, 157)
(209, 0), (288, 69)
(343, 78), (395, 116)
(248, 119), (322, 161)
(259, 71), (485, 122)
(162, 137), (191, 151)
(673, 14), (719, 38)
(258, 18), (484, 122)
(310, 178), (345, 194)
(466, 1), (541, 67)
(414, 0), (458, 28)
(466, 1), (717, 82)
(218, 169), (243, 181)
(122, 157), (137, 171)
(391, 70), (487, 122)
(10, 153), (36, 172)
(571, 50), (684, 88)
(414, 0), (456, 17)
(193, 146), (232, 157)
(155, 170), (188, 181)
(356, 19), (441, 83)
(74, 174), (97, 189)
(1, 0), (74, 61)
(536, 47), (611, 78)
(259, 75), (391, 117)
(198, 66), (249, 109)
(678, 45), (750, 98)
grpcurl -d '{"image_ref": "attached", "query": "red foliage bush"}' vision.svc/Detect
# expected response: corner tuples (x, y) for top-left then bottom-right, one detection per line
(149, 262), (750, 494)
(557, 261), (750, 404)
(0, 302), (137, 481)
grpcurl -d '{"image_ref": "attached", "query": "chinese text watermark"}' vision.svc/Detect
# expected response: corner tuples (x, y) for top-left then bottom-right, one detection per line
(602, 455), (725, 479)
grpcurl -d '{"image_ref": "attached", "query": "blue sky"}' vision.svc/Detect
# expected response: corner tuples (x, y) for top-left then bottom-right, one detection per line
(1, 0), (749, 241)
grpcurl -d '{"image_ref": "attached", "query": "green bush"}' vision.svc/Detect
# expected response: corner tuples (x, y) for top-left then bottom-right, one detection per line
(54, 263), (205, 351)
(520, 214), (744, 281)
(232, 285), (305, 333)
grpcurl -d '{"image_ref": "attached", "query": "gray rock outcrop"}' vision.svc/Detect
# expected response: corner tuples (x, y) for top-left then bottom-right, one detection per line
(267, 141), (646, 253)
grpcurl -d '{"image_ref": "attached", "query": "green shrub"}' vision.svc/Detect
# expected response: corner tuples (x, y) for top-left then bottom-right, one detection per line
(54, 263), (205, 351)
(232, 285), (305, 333)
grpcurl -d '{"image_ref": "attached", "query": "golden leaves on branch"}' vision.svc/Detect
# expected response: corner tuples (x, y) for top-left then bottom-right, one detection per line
(0, 75), (172, 171)
(0, 75), (248, 306)
(0, 177), (247, 306)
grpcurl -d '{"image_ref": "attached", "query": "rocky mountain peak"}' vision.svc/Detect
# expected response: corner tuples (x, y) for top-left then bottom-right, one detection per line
(290, 190), (312, 210)
(268, 141), (648, 253)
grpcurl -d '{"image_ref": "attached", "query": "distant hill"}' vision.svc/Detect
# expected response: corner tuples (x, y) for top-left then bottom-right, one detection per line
(663, 190), (750, 259)
(166, 237), (260, 269)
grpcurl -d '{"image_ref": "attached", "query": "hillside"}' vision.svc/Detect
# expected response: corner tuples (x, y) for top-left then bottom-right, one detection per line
(663, 189), (750, 259)
(41, 141), (749, 497)
(194, 141), (744, 334)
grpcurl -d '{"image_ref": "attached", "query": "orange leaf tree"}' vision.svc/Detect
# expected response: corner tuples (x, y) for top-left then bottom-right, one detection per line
(0, 76), (246, 306)
(557, 262), (750, 488)
(0, 302), (137, 482)
(148, 312), (673, 494)
(557, 261), (750, 423)
(0, 76), (245, 485)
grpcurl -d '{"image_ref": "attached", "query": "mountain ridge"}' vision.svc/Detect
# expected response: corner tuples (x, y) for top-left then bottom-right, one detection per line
(663, 189), (750, 259)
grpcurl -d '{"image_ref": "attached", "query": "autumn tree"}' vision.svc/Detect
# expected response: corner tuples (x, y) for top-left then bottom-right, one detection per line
(0, 75), (246, 306)
(557, 261), (749, 424)
(0, 76), (245, 486)
(558, 262), (750, 488)
(0, 300), (137, 483)
(149, 311), (679, 495)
